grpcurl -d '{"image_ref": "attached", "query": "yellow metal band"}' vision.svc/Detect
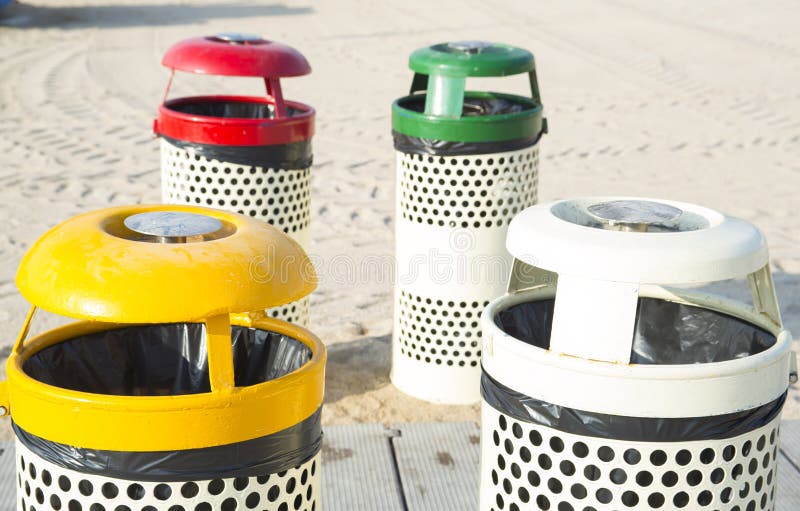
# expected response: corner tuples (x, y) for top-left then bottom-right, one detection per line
(5, 315), (325, 452)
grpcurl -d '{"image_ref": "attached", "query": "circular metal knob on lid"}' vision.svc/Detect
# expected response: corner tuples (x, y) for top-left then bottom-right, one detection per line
(587, 199), (683, 232)
(447, 40), (493, 54)
(210, 32), (266, 44)
(124, 211), (224, 243)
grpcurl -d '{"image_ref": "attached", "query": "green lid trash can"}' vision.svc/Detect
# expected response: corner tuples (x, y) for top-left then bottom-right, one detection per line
(391, 41), (546, 404)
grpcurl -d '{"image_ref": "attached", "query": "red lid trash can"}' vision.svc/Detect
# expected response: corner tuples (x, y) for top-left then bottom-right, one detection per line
(155, 33), (315, 326)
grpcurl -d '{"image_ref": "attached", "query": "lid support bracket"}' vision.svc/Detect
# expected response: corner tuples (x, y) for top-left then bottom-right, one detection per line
(528, 69), (542, 106)
(748, 263), (783, 328)
(265, 78), (287, 119)
(424, 75), (465, 118)
(206, 313), (235, 393)
(12, 305), (37, 356)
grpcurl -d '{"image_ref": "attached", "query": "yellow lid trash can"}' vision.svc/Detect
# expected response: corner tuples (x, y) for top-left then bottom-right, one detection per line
(0, 204), (325, 511)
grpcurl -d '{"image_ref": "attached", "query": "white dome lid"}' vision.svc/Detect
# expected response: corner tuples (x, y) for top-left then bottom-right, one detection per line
(507, 197), (768, 284)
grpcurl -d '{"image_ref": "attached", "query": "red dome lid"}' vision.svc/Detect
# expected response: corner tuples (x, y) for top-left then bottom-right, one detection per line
(162, 33), (311, 78)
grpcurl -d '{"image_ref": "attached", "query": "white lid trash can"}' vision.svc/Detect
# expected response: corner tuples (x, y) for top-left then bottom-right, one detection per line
(479, 197), (796, 510)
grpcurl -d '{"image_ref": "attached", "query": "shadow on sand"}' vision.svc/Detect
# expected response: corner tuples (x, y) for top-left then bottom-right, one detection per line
(0, 2), (312, 29)
(324, 334), (391, 404)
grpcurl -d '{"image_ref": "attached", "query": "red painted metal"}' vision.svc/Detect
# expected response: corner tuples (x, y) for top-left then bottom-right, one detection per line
(161, 36), (311, 78)
(154, 95), (315, 146)
(155, 35), (314, 147)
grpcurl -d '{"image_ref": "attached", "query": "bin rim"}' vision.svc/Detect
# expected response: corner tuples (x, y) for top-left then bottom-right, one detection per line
(15, 204), (317, 323)
(392, 91), (543, 143)
(3, 315), (326, 451)
(481, 285), (793, 418)
(155, 94), (315, 146)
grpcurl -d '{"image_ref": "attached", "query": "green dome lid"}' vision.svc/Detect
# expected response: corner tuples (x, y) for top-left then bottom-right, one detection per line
(409, 41), (534, 78)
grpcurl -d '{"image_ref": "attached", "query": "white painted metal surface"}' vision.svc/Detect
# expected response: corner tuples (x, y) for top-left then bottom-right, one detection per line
(161, 139), (311, 326)
(507, 197), (768, 284)
(482, 287), (793, 419)
(504, 197), (785, 364)
(392, 146), (539, 404)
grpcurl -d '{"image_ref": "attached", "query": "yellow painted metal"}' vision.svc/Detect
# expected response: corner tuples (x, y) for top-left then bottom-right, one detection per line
(0, 381), (9, 416)
(13, 305), (37, 355)
(15, 204), (317, 323)
(5, 315), (325, 451)
(206, 314), (235, 392)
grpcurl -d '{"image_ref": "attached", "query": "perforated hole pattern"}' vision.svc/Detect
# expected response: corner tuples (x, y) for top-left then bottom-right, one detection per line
(16, 441), (319, 511)
(161, 140), (311, 327)
(162, 141), (310, 235)
(397, 145), (539, 228)
(481, 404), (780, 511)
(396, 290), (486, 367)
(264, 297), (310, 328)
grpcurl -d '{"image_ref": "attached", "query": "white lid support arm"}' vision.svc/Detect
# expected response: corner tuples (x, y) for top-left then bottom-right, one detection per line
(507, 259), (558, 294)
(548, 275), (639, 364)
(748, 263), (783, 329)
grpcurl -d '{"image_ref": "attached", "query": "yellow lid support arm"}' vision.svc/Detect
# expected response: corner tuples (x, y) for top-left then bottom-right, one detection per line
(12, 306), (37, 356)
(206, 314), (235, 393)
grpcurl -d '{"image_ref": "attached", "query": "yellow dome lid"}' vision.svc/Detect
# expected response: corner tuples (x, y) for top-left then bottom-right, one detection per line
(15, 204), (316, 323)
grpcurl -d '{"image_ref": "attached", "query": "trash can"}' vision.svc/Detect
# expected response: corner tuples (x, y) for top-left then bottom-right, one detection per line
(391, 41), (546, 404)
(0, 205), (325, 511)
(480, 197), (796, 511)
(155, 33), (315, 326)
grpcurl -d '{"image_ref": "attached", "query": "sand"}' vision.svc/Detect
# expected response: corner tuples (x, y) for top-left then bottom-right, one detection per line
(0, 0), (798, 442)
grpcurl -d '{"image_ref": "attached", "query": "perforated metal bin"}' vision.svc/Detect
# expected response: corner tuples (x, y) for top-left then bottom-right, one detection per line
(155, 33), (315, 326)
(0, 205), (325, 511)
(479, 197), (796, 511)
(391, 41), (546, 404)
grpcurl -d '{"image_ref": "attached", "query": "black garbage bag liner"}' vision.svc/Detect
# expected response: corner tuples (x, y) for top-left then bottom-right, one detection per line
(24, 324), (312, 394)
(481, 371), (786, 442)
(12, 412), (321, 481)
(397, 95), (532, 117)
(167, 98), (306, 120)
(393, 95), (544, 155)
(161, 98), (313, 169)
(494, 297), (776, 364)
(18, 324), (320, 480)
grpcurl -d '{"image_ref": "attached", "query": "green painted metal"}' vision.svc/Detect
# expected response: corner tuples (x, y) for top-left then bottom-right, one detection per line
(394, 41), (545, 142)
(392, 92), (543, 143)
(408, 41), (534, 78)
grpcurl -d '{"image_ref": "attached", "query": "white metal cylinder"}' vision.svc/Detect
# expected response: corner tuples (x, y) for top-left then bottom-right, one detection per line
(480, 398), (781, 511)
(479, 281), (793, 510)
(15, 439), (320, 511)
(161, 139), (311, 326)
(392, 145), (539, 404)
